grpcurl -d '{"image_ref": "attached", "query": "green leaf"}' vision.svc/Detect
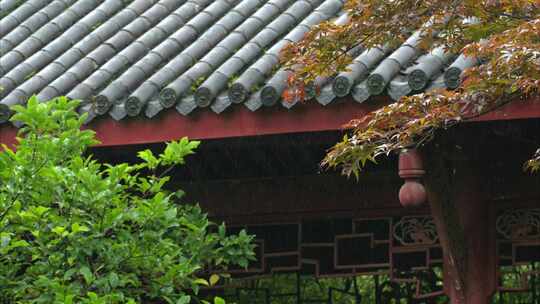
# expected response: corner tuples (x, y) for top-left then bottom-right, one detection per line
(80, 266), (94, 285)
(32, 206), (50, 217)
(52, 226), (67, 236)
(138, 149), (159, 169)
(64, 295), (74, 304)
(214, 296), (226, 304)
(9, 240), (29, 249)
(71, 223), (90, 234)
(177, 295), (191, 304)
(194, 278), (209, 286)
(209, 274), (220, 286)
(64, 268), (77, 280)
(108, 272), (120, 288)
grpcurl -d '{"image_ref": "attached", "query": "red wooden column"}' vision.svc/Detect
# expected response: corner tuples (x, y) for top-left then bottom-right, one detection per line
(443, 170), (496, 303)
(399, 149), (497, 303)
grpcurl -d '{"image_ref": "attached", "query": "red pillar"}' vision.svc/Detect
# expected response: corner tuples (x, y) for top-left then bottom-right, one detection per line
(425, 158), (496, 303)
(443, 180), (496, 303)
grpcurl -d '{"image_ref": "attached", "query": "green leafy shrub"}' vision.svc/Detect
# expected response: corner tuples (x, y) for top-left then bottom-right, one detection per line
(0, 97), (255, 303)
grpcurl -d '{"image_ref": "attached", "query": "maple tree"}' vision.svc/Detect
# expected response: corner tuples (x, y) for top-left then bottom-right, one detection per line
(281, 0), (540, 177)
(282, 2), (539, 303)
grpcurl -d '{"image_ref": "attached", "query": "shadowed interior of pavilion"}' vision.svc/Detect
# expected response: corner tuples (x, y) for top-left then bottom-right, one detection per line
(93, 119), (540, 303)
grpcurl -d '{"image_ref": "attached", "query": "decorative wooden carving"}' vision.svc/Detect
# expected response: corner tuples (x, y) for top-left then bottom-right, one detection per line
(398, 149), (427, 207)
(219, 215), (444, 299)
(209, 206), (540, 302)
(393, 216), (439, 246)
(496, 208), (540, 292)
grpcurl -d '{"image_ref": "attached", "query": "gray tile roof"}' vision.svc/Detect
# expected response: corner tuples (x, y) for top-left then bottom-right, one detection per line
(0, 0), (479, 125)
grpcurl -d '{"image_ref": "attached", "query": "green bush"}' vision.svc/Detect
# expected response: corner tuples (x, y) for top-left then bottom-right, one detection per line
(0, 97), (255, 303)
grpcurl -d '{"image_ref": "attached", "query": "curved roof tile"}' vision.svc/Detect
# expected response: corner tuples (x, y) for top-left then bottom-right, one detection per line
(117, 0), (239, 116)
(149, 0), (291, 115)
(0, 0), (479, 125)
(0, 0), (49, 41)
(1, 0), (124, 106)
(192, 0), (323, 110)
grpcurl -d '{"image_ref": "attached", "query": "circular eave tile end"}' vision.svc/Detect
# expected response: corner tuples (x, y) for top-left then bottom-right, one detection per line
(194, 87), (212, 108)
(444, 67), (462, 90)
(94, 95), (111, 115)
(366, 74), (386, 95)
(304, 82), (317, 100)
(260, 86), (279, 106)
(159, 88), (177, 108)
(125, 96), (142, 117)
(333, 76), (351, 97)
(0, 104), (12, 124)
(228, 83), (247, 104)
(408, 69), (428, 91)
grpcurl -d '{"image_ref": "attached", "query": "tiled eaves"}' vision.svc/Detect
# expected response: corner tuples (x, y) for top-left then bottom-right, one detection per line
(1, 0), (77, 69)
(314, 30), (481, 106)
(0, 0), (50, 41)
(1, 0), (100, 76)
(0, 0), (157, 121)
(104, 0), (253, 118)
(254, 11), (352, 110)
(0, 0), (19, 12)
(43, 0), (177, 102)
(169, 0), (345, 116)
(65, 0), (189, 110)
(116, 0), (293, 120)
(0, 0), (481, 126)
(0, 0), (115, 104)
(2, 0), (126, 106)
(104, 0), (237, 118)
(149, 0), (296, 116)
(42, 0), (188, 107)
(197, 0), (346, 114)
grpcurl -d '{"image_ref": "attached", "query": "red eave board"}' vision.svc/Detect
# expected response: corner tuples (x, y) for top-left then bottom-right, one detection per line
(1, 97), (539, 148)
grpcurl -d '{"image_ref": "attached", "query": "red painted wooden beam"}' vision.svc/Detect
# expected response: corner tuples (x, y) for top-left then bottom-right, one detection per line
(1, 97), (539, 148)
(0, 99), (384, 148)
(470, 96), (540, 122)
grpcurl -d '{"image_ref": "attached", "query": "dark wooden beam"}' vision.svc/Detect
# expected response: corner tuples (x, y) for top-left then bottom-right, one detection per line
(177, 173), (428, 225)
